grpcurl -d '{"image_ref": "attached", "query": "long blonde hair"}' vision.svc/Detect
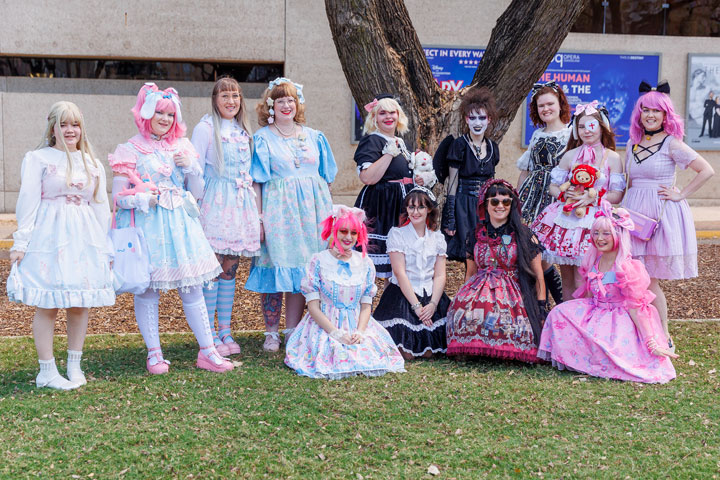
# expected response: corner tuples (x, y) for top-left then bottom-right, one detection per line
(211, 77), (253, 174)
(37, 101), (101, 202)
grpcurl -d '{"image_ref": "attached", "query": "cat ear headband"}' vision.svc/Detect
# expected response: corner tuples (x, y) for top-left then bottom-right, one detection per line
(331, 204), (366, 223)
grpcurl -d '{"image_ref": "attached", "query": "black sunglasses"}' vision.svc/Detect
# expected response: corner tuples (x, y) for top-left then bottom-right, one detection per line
(489, 198), (512, 206)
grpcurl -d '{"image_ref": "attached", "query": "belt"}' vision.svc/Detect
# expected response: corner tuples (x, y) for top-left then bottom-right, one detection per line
(388, 177), (413, 185)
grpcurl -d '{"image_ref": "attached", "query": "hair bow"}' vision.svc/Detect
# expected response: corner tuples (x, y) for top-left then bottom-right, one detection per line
(331, 204), (366, 223)
(575, 100), (599, 115)
(407, 185), (437, 203)
(638, 80), (670, 95)
(364, 98), (378, 113)
(531, 81), (558, 98)
(594, 200), (635, 231)
(267, 77), (305, 104)
(139, 84), (182, 122)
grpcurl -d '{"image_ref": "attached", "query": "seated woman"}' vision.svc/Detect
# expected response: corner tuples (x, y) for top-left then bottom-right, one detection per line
(537, 201), (678, 383)
(284, 206), (405, 379)
(445, 179), (546, 363)
(374, 187), (449, 360)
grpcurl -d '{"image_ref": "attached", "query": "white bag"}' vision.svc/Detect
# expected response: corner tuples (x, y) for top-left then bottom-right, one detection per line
(110, 205), (152, 294)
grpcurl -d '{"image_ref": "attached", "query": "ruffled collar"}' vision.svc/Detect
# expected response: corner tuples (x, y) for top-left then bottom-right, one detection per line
(128, 134), (181, 154)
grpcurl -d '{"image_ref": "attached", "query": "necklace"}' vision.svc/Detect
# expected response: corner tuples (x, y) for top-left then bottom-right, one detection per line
(643, 127), (663, 141)
(274, 122), (296, 137)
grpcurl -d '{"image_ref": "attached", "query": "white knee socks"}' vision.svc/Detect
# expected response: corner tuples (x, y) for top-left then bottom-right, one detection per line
(179, 285), (215, 349)
(135, 289), (163, 365)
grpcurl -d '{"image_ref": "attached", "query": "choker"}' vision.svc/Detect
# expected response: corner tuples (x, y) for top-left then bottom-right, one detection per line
(643, 127), (663, 140)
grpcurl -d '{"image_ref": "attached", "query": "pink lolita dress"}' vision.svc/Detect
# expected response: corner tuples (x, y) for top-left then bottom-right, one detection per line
(624, 136), (699, 279)
(537, 258), (676, 383)
(532, 145), (625, 265)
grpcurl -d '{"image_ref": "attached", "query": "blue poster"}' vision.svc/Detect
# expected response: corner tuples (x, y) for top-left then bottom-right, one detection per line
(422, 47), (661, 148)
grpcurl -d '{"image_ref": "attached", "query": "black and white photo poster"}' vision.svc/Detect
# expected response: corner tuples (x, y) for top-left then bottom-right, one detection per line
(686, 54), (720, 151)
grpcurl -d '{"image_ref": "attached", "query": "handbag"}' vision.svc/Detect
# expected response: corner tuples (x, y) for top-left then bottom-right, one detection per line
(109, 202), (152, 294)
(621, 154), (668, 242)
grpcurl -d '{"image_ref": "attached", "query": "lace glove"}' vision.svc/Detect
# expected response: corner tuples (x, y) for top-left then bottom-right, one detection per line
(382, 139), (402, 157)
(441, 195), (456, 233)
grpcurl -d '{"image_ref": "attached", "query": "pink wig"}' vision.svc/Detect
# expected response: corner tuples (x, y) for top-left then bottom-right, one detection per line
(629, 91), (684, 144)
(581, 205), (633, 274)
(320, 206), (369, 257)
(131, 83), (187, 142)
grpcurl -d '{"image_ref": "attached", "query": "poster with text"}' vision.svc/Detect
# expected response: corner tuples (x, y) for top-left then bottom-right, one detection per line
(422, 47), (660, 148)
(685, 54), (720, 151)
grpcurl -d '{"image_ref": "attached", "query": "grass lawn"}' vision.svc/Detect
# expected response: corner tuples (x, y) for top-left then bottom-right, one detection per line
(1, 322), (719, 479)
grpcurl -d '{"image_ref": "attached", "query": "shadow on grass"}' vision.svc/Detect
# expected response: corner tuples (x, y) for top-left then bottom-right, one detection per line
(0, 332), (288, 397)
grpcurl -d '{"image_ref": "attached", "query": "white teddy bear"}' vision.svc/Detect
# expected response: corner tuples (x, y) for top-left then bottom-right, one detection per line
(409, 150), (437, 188)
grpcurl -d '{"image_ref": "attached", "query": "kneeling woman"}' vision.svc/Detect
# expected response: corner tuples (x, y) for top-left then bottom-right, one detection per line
(284, 206), (405, 379)
(538, 201), (677, 383)
(374, 187), (449, 359)
(445, 179), (546, 362)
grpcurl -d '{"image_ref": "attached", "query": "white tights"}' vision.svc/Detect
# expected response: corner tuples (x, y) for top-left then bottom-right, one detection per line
(134, 285), (214, 359)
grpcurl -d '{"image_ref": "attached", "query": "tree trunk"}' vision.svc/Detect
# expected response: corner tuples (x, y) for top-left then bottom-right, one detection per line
(325, 0), (588, 153)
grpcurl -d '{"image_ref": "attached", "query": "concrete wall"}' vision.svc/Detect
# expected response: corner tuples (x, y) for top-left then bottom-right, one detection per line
(1, 0), (718, 212)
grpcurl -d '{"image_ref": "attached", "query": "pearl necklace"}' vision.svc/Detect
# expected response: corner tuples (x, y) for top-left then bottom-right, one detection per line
(274, 122), (297, 137)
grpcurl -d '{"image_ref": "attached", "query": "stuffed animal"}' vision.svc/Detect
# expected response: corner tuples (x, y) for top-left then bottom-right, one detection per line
(409, 150), (437, 188)
(559, 164), (599, 218)
(118, 170), (159, 197)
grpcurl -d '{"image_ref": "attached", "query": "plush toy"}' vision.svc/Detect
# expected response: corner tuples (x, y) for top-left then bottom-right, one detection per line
(118, 170), (159, 197)
(409, 150), (437, 188)
(559, 164), (601, 218)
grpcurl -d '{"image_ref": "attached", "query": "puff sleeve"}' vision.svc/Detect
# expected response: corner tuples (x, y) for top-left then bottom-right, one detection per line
(385, 227), (404, 254)
(12, 151), (45, 252)
(316, 131), (338, 183)
(446, 137), (467, 169)
(517, 130), (538, 171)
(108, 143), (139, 177)
(435, 230), (448, 257)
(300, 253), (322, 303)
(668, 137), (699, 170)
(250, 133), (272, 184)
(360, 257), (378, 304)
(615, 259), (656, 310)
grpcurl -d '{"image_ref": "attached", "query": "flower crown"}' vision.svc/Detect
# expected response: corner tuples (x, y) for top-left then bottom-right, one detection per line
(267, 77), (305, 104)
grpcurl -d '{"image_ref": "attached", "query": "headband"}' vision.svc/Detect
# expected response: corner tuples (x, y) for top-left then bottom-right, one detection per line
(639, 80), (670, 95)
(407, 185), (436, 203)
(364, 93), (395, 113)
(331, 204), (366, 223)
(594, 200), (635, 231)
(267, 77), (305, 104)
(477, 178), (520, 220)
(531, 81), (559, 98)
(139, 83), (182, 122)
(571, 101), (610, 140)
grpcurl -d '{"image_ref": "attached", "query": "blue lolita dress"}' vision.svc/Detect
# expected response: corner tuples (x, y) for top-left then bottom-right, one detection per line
(8, 148), (115, 308)
(109, 135), (221, 291)
(245, 126), (337, 293)
(284, 250), (406, 379)
(190, 115), (261, 256)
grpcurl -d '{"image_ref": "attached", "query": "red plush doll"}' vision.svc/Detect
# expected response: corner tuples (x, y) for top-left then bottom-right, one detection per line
(559, 164), (603, 218)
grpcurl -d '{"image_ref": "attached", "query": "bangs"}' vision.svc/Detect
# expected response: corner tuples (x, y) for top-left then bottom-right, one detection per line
(215, 77), (241, 94)
(270, 82), (297, 100)
(486, 184), (512, 199)
(154, 97), (177, 113)
(376, 97), (400, 113)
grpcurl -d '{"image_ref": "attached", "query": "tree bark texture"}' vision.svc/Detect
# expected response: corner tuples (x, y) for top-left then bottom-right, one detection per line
(325, 0), (588, 153)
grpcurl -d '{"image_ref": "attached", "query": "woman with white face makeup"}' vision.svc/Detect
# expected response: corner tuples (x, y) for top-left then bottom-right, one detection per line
(8, 101), (115, 390)
(353, 94), (424, 280)
(445, 179), (546, 362)
(109, 83), (231, 374)
(623, 81), (714, 352)
(190, 76), (260, 357)
(441, 87), (500, 265)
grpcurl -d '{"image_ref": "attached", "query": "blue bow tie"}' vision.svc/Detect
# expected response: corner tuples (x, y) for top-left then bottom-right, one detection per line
(337, 260), (352, 277)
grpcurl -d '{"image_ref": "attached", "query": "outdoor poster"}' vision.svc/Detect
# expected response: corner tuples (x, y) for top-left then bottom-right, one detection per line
(422, 46), (660, 148)
(685, 54), (720, 151)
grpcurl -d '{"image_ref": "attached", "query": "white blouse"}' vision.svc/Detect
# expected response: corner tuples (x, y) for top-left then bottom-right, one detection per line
(386, 224), (447, 296)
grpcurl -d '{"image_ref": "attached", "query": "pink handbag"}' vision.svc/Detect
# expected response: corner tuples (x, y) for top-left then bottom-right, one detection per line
(622, 155), (668, 242)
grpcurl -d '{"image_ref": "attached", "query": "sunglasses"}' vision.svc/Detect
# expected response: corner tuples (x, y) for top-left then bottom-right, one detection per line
(338, 228), (359, 237)
(489, 198), (512, 207)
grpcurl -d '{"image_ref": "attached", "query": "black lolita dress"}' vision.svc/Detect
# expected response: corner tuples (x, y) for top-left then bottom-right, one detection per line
(354, 132), (413, 278)
(374, 224), (449, 356)
(442, 135), (500, 261)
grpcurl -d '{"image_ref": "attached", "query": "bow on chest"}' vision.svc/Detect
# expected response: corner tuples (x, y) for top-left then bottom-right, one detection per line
(587, 271), (608, 297)
(410, 235), (435, 271)
(337, 260), (352, 277)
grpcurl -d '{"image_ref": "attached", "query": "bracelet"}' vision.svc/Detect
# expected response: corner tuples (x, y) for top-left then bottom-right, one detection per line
(411, 302), (422, 311)
(330, 329), (344, 341)
(428, 300), (437, 308)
